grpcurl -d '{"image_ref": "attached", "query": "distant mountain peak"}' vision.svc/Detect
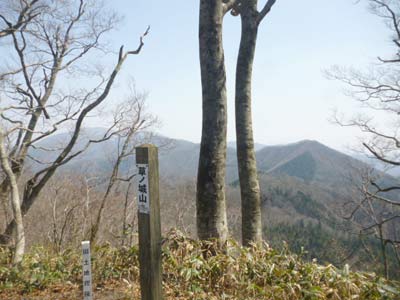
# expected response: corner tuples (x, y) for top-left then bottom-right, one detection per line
(227, 141), (266, 151)
(290, 139), (327, 149)
(296, 139), (321, 145)
(32, 130), (394, 189)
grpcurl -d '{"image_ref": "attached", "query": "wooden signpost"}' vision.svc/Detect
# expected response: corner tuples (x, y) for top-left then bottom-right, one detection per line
(81, 241), (93, 300)
(136, 144), (163, 300)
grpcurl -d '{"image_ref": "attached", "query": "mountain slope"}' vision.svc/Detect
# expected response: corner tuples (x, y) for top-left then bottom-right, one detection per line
(256, 140), (366, 189)
(25, 130), (400, 277)
(30, 129), (394, 190)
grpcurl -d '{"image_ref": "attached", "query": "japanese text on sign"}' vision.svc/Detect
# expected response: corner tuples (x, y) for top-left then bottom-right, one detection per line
(137, 164), (150, 214)
(81, 241), (92, 300)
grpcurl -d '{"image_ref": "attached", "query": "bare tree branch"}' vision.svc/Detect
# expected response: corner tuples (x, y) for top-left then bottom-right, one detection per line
(257, 0), (277, 24)
(0, 0), (41, 38)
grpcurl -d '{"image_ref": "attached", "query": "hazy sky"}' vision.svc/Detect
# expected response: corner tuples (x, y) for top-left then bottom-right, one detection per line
(103, 0), (394, 151)
(5, 0), (394, 151)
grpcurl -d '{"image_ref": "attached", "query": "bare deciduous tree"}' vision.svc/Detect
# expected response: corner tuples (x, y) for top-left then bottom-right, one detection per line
(0, 0), (42, 38)
(228, 0), (277, 245)
(197, 0), (278, 245)
(0, 127), (24, 264)
(0, 0), (44, 263)
(0, 0), (149, 258)
(342, 168), (400, 278)
(196, 0), (234, 244)
(89, 88), (158, 243)
(327, 0), (400, 278)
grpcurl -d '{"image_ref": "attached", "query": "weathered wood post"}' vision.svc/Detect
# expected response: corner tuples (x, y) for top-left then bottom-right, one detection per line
(136, 144), (163, 300)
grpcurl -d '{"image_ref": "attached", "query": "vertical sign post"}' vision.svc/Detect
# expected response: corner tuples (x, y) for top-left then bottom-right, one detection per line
(81, 241), (92, 300)
(136, 144), (163, 300)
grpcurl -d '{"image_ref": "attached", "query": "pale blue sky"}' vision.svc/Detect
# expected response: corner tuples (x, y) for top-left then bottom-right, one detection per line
(103, 0), (393, 151)
(3, 0), (394, 151)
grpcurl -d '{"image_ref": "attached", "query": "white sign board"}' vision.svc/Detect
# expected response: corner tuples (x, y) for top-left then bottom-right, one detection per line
(81, 241), (93, 300)
(137, 163), (150, 214)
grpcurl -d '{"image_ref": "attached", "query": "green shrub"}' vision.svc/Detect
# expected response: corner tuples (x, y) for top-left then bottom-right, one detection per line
(1, 230), (399, 299)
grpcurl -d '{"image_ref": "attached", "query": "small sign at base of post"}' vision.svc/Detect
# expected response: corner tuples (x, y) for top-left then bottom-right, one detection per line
(81, 241), (93, 300)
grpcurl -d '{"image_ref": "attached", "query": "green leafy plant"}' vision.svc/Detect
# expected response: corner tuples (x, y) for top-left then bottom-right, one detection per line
(1, 230), (399, 299)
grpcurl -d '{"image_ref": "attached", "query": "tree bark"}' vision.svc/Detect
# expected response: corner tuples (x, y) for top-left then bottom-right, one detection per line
(0, 128), (25, 264)
(235, 1), (262, 246)
(196, 0), (228, 244)
(0, 39), (146, 244)
(378, 224), (389, 279)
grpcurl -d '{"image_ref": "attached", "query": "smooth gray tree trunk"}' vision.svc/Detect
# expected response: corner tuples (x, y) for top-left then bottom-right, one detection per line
(235, 1), (262, 246)
(0, 128), (25, 264)
(197, 0), (228, 244)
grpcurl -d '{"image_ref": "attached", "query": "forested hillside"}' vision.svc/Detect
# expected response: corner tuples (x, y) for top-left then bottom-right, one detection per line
(14, 131), (400, 278)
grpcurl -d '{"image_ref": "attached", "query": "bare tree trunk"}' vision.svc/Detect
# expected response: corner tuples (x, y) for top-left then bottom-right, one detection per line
(90, 101), (149, 243)
(0, 36), (147, 244)
(121, 181), (133, 247)
(0, 129), (25, 264)
(232, 0), (277, 246)
(0, 1), (148, 246)
(0, 185), (13, 245)
(378, 224), (389, 279)
(235, 2), (261, 246)
(196, 0), (228, 244)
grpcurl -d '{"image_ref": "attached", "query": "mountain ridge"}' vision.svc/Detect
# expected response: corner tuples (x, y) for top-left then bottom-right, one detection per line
(29, 128), (395, 187)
